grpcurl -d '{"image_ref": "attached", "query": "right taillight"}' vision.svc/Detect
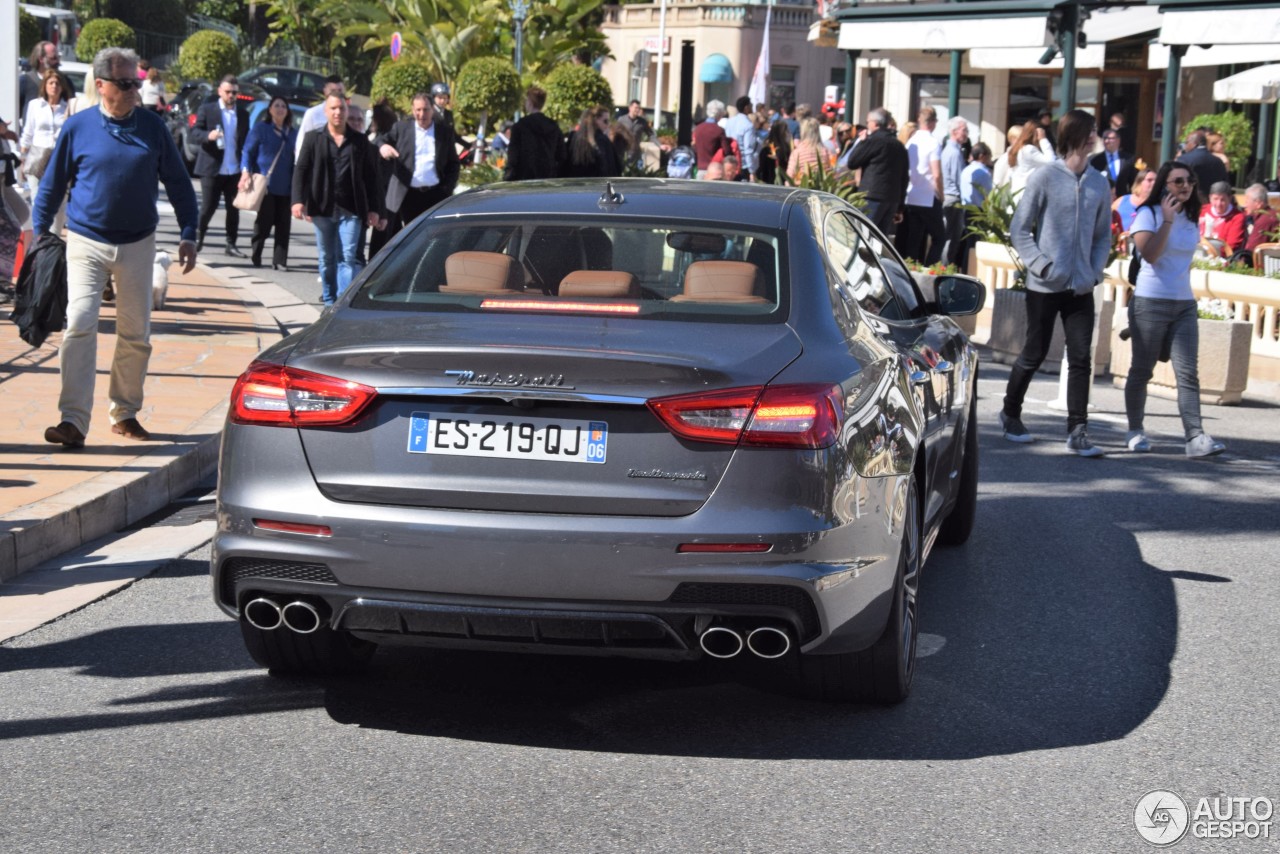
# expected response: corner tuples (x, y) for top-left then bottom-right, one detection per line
(230, 361), (377, 427)
(648, 384), (843, 449)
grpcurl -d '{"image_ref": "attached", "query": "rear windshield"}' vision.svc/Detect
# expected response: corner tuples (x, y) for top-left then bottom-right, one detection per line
(349, 219), (786, 323)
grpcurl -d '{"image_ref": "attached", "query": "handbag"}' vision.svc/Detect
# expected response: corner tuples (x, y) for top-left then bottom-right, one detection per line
(233, 133), (286, 212)
(25, 146), (53, 181)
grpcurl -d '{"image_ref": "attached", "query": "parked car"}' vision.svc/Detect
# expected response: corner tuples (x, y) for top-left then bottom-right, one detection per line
(238, 66), (329, 106)
(57, 60), (91, 98)
(246, 99), (309, 129)
(21, 4), (79, 60)
(165, 80), (271, 174)
(212, 179), (984, 703)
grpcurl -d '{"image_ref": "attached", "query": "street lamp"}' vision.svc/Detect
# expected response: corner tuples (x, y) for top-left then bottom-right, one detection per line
(511, 0), (530, 79)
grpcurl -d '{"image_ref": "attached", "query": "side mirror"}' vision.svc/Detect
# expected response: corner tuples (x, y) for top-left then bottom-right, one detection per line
(934, 274), (986, 317)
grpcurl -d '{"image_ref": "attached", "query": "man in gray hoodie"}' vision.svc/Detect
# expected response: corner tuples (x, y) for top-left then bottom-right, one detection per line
(999, 110), (1112, 457)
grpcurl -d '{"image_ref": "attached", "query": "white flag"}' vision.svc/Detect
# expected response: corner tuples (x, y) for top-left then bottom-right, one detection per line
(748, 4), (772, 107)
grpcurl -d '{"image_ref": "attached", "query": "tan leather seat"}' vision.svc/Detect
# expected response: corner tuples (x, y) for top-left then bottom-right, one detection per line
(439, 251), (524, 294)
(558, 270), (638, 298)
(672, 260), (769, 303)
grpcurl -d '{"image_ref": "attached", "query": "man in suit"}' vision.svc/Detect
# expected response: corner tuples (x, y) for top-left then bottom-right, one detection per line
(377, 91), (461, 228)
(1177, 131), (1228, 204)
(193, 75), (250, 255)
(1089, 128), (1137, 193)
(503, 86), (564, 181)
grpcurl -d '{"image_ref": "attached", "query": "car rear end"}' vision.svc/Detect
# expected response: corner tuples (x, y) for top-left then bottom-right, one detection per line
(212, 184), (910, 675)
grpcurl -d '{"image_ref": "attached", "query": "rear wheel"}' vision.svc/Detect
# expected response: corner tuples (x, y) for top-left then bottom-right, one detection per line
(937, 396), (978, 546)
(239, 613), (376, 677)
(795, 480), (920, 703)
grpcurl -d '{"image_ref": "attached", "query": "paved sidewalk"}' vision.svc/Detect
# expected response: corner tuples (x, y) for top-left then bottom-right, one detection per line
(0, 263), (317, 586)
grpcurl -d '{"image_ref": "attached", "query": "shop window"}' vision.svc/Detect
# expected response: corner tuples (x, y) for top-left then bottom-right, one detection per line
(770, 66), (796, 111)
(910, 74), (983, 126)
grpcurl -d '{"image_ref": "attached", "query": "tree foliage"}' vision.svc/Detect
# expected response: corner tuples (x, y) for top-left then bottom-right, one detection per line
(454, 56), (522, 131)
(370, 59), (436, 115)
(542, 63), (612, 128)
(179, 30), (243, 81)
(19, 9), (41, 57)
(1181, 111), (1254, 179)
(77, 18), (136, 62)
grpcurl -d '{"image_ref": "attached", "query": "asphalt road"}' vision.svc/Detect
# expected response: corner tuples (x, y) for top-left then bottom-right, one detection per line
(2, 357), (1279, 852)
(3, 193), (1278, 852)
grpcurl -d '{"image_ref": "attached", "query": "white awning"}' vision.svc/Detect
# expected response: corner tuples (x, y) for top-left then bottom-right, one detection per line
(837, 16), (1049, 51)
(1148, 43), (1280, 69)
(1083, 5), (1162, 43)
(1160, 7), (1280, 46)
(969, 45), (1106, 70)
(1213, 63), (1280, 104)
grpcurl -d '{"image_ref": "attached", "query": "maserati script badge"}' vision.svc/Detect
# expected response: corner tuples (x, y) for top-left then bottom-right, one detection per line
(445, 370), (575, 390)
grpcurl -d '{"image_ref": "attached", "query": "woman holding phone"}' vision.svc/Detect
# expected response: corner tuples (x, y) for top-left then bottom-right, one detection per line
(1124, 161), (1226, 458)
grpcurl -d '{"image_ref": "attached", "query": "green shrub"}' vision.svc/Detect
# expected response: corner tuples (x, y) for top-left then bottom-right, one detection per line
(454, 57), (522, 135)
(76, 18), (136, 62)
(178, 30), (241, 82)
(1180, 111), (1253, 181)
(542, 64), (613, 129)
(370, 59), (435, 116)
(19, 9), (41, 57)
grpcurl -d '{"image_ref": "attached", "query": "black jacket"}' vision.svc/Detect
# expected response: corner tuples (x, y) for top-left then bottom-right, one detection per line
(1089, 150), (1138, 192)
(1177, 147), (1229, 202)
(11, 233), (67, 349)
(562, 128), (621, 179)
(503, 112), (565, 181)
(844, 129), (909, 206)
(192, 100), (251, 178)
(292, 128), (380, 220)
(380, 118), (461, 215)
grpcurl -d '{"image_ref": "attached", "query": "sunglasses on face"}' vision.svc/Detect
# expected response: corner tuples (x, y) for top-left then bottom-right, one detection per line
(1168, 177), (1195, 186)
(108, 77), (140, 91)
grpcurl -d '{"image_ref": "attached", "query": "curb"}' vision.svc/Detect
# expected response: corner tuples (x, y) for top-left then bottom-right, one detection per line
(0, 265), (315, 583)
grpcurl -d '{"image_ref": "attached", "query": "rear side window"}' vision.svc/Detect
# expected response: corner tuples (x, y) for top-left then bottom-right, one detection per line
(350, 219), (786, 324)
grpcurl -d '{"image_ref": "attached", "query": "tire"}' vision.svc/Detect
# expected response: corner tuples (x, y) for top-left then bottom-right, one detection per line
(795, 480), (920, 703)
(239, 615), (376, 677)
(937, 396), (978, 546)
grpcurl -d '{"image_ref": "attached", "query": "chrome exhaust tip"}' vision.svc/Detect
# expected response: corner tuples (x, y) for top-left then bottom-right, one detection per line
(746, 626), (792, 659)
(281, 600), (323, 634)
(699, 626), (745, 659)
(244, 597), (283, 631)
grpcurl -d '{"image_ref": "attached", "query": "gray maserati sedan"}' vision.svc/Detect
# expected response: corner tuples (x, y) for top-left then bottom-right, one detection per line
(212, 179), (983, 703)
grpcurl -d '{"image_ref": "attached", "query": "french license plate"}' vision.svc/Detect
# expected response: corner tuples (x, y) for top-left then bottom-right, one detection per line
(407, 412), (607, 463)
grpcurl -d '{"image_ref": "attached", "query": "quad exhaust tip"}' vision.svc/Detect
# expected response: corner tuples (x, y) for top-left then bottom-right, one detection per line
(699, 624), (793, 659)
(244, 597), (282, 631)
(746, 626), (791, 659)
(699, 626), (745, 659)
(281, 600), (322, 634)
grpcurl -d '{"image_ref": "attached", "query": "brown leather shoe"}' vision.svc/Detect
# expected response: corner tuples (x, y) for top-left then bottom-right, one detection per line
(44, 421), (86, 448)
(110, 418), (151, 441)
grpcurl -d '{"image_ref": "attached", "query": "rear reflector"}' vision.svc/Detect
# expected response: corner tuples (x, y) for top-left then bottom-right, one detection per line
(253, 519), (333, 537)
(480, 299), (641, 315)
(677, 543), (772, 553)
(648, 384), (843, 449)
(230, 361), (377, 427)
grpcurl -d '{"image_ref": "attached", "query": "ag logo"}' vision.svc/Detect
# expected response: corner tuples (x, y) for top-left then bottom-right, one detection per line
(1135, 790), (1190, 846)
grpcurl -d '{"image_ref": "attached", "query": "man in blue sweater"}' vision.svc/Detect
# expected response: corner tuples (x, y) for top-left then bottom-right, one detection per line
(34, 47), (199, 448)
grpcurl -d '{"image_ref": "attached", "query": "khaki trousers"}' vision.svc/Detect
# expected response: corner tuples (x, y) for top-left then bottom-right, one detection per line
(59, 231), (156, 434)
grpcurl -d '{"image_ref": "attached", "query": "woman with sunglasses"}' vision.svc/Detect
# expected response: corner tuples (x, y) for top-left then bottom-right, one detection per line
(1124, 161), (1226, 458)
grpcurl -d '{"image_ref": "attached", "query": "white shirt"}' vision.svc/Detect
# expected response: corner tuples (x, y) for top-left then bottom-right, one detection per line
(20, 98), (70, 151)
(140, 79), (165, 107)
(220, 105), (239, 175)
(1131, 205), (1198, 301)
(295, 102), (328, 157)
(1010, 139), (1056, 196)
(410, 123), (439, 188)
(905, 129), (940, 207)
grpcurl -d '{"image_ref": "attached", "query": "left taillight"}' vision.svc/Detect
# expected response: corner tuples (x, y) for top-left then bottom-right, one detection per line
(647, 384), (843, 449)
(230, 361), (377, 427)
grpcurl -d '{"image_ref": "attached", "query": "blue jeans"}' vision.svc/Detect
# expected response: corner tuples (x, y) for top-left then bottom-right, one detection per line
(312, 212), (363, 305)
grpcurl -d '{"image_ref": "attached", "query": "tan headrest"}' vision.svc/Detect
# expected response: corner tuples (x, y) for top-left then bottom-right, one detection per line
(558, 270), (638, 298)
(672, 260), (769, 303)
(440, 251), (523, 293)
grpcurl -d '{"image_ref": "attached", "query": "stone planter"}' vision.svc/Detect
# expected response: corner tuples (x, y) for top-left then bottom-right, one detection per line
(987, 287), (1114, 378)
(1110, 318), (1251, 405)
